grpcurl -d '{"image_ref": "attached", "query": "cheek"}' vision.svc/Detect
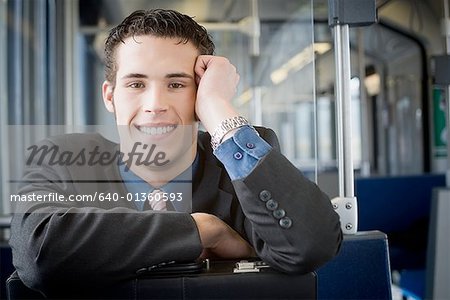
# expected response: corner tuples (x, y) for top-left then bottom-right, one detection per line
(182, 100), (197, 122)
(112, 94), (139, 123)
(175, 92), (196, 121)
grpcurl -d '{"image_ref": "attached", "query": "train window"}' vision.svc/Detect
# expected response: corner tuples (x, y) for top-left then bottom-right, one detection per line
(359, 24), (425, 175)
(314, 19), (427, 179)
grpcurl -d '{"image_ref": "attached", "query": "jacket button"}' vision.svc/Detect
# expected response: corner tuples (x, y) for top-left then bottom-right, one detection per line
(246, 142), (255, 149)
(279, 217), (293, 229)
(272, 209), (286, 219)
(259, 190), (272, 202)
(266, 199), (279, 211)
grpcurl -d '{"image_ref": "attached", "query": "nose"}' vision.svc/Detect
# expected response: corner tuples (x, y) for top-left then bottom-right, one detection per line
(142, 86), (169, 114)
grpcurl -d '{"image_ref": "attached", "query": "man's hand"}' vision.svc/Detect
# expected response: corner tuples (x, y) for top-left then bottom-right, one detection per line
(194, 55), (241, 134)
(191, 212), (255, 259)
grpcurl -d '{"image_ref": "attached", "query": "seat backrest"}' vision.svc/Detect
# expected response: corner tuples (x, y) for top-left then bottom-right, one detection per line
(317, 230), (392, 299)
(355, 173), (446, 232)
(355, 173), (446, 271)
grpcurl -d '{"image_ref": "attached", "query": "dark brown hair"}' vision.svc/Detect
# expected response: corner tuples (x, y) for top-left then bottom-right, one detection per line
(104, 9), (215, 85)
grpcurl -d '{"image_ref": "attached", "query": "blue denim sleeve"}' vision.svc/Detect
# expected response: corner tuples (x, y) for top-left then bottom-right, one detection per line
(213, 125), (272, 180)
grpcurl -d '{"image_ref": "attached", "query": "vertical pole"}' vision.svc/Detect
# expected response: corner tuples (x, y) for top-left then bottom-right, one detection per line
(330, 22), (358, 234)
(328, 0), (376, 234)
(358, 28), (371, 176)
(333, 24), (355, 198)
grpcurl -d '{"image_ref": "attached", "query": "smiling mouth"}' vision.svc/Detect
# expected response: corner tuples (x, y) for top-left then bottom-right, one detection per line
(136, 125), (177, 136)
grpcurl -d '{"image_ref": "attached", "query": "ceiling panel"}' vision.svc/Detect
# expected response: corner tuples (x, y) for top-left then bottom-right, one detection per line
(98, 0), (312, 25)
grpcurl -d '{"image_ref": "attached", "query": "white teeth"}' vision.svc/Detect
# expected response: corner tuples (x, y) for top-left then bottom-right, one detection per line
(138, 125), (176, 136)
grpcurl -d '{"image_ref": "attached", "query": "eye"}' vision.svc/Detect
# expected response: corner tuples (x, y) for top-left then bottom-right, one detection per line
(168, 82), (184, 89)
(128, 82), (145, 89)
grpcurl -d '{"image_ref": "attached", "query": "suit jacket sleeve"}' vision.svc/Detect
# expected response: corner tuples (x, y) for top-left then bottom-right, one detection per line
(232, 127), (342, 274)
(9, 135), (203, 295)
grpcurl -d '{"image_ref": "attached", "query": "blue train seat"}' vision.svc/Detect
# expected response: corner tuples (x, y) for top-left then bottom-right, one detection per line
(355, 174), (445, 269)
(317, 230), (392, 299)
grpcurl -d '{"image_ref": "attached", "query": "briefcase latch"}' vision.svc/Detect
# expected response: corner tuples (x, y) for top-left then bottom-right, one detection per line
(233, 260), (270, 273)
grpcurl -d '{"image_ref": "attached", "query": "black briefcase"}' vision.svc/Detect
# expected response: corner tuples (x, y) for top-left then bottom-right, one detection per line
(7, 260), (317, 299)
(134, 259), (317, 299)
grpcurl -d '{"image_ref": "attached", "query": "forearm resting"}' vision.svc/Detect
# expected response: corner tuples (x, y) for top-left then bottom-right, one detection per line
(191, 212), (255, 259)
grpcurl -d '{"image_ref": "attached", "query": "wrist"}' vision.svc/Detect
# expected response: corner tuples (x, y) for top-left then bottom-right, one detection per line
(196, 99), (239, 133)
(210, 116), (250, 151)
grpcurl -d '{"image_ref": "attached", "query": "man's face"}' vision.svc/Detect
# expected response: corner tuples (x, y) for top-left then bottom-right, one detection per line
(102, 35), (199, 171)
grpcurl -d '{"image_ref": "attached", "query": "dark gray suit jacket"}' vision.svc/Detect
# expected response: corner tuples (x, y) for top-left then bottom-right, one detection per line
(9, 128), (342, 295)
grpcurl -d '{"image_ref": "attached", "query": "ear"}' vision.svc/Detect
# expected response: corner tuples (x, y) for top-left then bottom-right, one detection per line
(102, 81), (115, 113)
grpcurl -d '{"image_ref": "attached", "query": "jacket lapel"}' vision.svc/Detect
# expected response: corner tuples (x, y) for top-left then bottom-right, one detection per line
(192, 141), (233, 219)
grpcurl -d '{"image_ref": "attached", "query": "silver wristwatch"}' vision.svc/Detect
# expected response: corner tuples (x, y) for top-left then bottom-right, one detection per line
(210, 116), (249, 151)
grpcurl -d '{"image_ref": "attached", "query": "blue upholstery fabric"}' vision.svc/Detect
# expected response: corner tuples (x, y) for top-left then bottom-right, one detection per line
(317, 231), (392, 299)
(355, 174), (445, 233)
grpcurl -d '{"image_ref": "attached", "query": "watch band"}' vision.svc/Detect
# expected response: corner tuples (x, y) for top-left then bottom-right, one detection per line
(210, 116), (249, 151)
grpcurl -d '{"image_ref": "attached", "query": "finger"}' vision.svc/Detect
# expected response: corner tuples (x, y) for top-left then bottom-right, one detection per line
(195, 74), (202, 86)
(194, 55), (213, 79)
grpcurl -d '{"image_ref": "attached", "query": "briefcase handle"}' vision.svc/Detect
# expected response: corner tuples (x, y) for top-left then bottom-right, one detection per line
(136, 260), (205, 276)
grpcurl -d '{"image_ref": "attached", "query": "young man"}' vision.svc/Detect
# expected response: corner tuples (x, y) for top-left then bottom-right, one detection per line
(10, 9), (342, 296)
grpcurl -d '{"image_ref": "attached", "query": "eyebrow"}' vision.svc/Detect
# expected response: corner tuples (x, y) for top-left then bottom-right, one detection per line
(120, 72), (194, 80)
(165, 72), (194, 80)
(121, 73), (147, 80)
